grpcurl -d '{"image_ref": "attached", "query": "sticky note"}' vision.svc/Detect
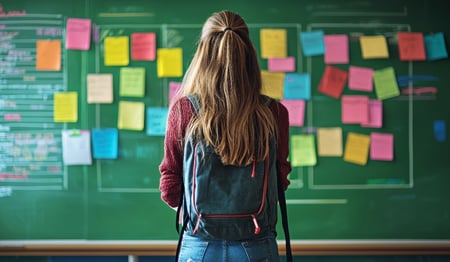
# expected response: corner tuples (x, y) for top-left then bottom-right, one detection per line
(120, 67), (146, 97)
(373, 67), (400, 100)
(324, 34), (349, 64)
(54, 92), (78, 122)
(341, 95), (369, 124)
(317, 127), (343, 157)
(104, 36), (129, 66)
(157, 48), (183, 77)
(290, 134), (317, 167)
(261, 71), (285, 99)
(65, 18), (91, 50)
(424, 32), (448, 61)
(370, 132), (394, 161)
(318, 65), (348, 99)
(169, 81), (182, 103)
(280, 99), (305, 127)
(268, 57), (295, 72)
(343, 132), (370, 166)
(283, 73), (311, 100)
(260, 29), (287, 58)
(92, 128), (118, 159)
(397, 32), (426, 61)
(300, 31), (325, 56)
(360, 35), (389, 59)
(36, 40), (61, 70)
(131, 32), (156, 61)
(348, 66), (374, 92)
(118, 101), (145, 131)
(434, 120), (446, 142)
(361, 100), (383, 128)
(62, 130), (92, 165)
(87, 74), (113, 103)
(146, 107), (169, 136)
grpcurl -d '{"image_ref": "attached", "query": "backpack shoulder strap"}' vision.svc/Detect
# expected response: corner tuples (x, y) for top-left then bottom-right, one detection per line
(186, 94), (200, 115)
(269, 98), (293, 262)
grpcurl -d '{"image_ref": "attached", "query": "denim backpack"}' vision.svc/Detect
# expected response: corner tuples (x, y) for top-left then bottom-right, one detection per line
(175, 95), (292, 261)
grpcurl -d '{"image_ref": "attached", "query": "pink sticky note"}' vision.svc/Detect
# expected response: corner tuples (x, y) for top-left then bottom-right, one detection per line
(281, 99), (305, 126)
(324, 34), (349, 64)
(370, 132), (394, 161)
(348, 66), (374, 92)
(131, 32), (156, 61)
(66, 18), (92, 50)
(341, 95), (369, 124)
(268, 57), (295, 72)
(169, 81), (182, 103)
(361, 100), (382, 128)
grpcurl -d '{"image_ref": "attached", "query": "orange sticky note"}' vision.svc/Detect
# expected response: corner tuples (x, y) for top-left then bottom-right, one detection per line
(36, 40), (61, 71)
(318, 65), (348, 99)
(397, 32), (426, 61)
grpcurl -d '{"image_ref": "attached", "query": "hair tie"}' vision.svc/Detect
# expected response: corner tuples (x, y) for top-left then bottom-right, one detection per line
(223, 27), (232, 32)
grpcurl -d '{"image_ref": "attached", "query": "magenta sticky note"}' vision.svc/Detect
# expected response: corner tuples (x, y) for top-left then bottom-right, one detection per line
(169, 81), (182, 103)
(324, 34), (349, 64)
(66, 18), (92, 50)
(348, 66), (374, 92)
(268, 57), (295, 72)
(281, 99), (305, 127)
(341, 95), (369, 124)
(361, 100), (383, 128)
(370, 132), (394, 161)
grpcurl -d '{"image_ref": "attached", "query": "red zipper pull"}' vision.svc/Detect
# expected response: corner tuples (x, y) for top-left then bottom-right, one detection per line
(252, 215), (261, 235)
(251, 158), (256, 178)
(193, 214), (202, 235)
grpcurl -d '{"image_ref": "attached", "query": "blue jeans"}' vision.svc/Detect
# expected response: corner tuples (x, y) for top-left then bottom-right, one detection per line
(178, 232), (280, 262)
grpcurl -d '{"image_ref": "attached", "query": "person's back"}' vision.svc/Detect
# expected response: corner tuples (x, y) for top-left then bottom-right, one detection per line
(159, 10), (292, 262)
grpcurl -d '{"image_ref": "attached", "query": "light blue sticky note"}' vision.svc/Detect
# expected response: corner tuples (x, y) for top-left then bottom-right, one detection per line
(146, 107), (169, 136)
(92, 128), (118, 159)
(283, 73), (311, 100)
(300, 31), (325, 56)
(424, 32), (448, 61)
(434, 120), (446, 142)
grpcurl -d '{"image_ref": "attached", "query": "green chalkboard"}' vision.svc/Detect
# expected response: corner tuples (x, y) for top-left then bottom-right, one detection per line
(0, 0), (449, 248)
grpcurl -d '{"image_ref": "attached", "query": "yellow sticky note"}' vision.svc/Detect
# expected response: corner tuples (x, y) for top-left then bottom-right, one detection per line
(104, 36), (129, 66)
(36, 40), (61, 71)
(157, 48), (183, 77)
(54, 92), (78, 122)
(120, 67), (145, 97)
(343, 132), (370, 165)
(260, 29), (287, 58)
(359, 36), (389, 59)
(317, 127), (343, 156)
(290, 134), (317, 167)
(261, 71), (284, 99)
(118, 101), (145, 131)
(87, 74), (113, 103)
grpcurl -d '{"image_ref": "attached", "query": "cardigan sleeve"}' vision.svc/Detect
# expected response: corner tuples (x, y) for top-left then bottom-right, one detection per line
(271, 101), (292, 191)
(159, 97), (194, 208)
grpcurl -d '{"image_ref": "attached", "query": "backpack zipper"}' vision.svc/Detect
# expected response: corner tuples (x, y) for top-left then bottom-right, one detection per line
(191, 144), (269, 236)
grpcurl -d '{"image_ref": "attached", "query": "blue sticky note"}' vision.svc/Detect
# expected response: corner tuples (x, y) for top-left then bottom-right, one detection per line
(300, 31), (325, 56)
(434, 120), (446, 142)
(146, 107), (169, 136)
(424, 32), (448, 61)
(283, 73), (311, 100)
(92, 128), (118, 159)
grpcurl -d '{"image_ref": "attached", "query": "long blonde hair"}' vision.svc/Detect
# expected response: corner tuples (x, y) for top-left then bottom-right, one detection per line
(182, 10), (277, 166)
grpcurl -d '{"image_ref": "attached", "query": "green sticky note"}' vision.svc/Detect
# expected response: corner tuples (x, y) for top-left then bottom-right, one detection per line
(290, 134), (317, 167)
(120, 67), (146, 97)
(373, 67), (400, 100)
